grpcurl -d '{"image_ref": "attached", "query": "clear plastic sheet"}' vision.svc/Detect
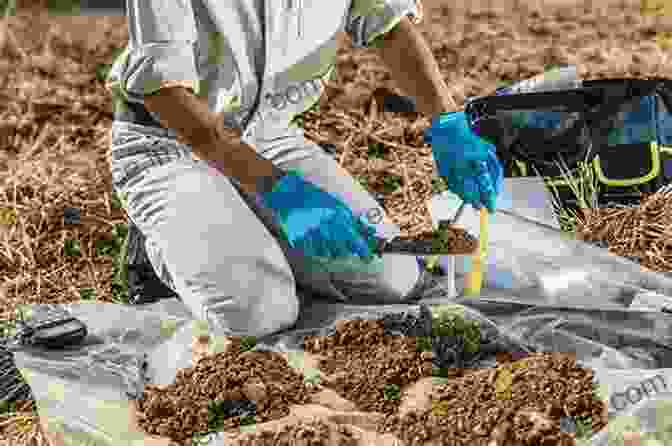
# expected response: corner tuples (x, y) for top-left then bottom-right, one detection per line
(10, 210), (672, 445)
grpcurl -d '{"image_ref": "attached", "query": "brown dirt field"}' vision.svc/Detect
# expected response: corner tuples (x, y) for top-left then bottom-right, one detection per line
(1, 0), (671, 444)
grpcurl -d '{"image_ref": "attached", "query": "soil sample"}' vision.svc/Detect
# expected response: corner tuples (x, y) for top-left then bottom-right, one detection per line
(134, 337), (313, 445)
(383, 225), (478, 256)
(302, 318), (435, 415)
(379, 352), (608, 446)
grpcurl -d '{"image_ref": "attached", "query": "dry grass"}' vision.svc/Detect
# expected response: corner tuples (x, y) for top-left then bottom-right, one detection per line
(1, 0), (672, 445)
(576, 185), (672, 272)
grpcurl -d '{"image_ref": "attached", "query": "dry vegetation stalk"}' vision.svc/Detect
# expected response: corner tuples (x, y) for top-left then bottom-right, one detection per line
(576, 187), (672, 271)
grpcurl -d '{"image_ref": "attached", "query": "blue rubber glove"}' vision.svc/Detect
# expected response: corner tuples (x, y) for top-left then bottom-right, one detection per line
(425, 111), (503, 213)
(260, 170), (377, 261)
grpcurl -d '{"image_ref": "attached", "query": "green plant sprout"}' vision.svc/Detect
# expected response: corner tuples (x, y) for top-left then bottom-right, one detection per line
(0, 0), (15, 16)
(574, 415), (594, 439)
(111, 190), (127, 210)
(415, 336), (432, 353)
(290, 97), (321, 127)
(429, 220), (462, 254)
(431, 310), (481, 354)
(380, 174), (403, 194)
(63, 239), (81, 257)
(367, 142), (389, 158)
(419, 306), (483, 377)
(430, 176), (449, 195)
(355, 175), (370, 188)
(382, 383), (401, 401)
(239, 336), (257, 352)
(239, 415), (256, 426)
(496, 78), (514, 89)
(0, 400), (18, 416)
(537, 155), (600, 235)
(111, 222), (130, 304)
(46, 0), (80, 15)
(303, 367), (322, 386)
(79, 287), (96, 300)
(285, 350), (323, 386)
(95, 222), (128, 258)
(192, 399), (258, 445)
(96, 48), (128, 82)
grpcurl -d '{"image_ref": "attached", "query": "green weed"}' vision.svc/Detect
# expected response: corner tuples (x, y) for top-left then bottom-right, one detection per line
(239, 415), (256, 426)
(63, 239), (81, 257)
(430, 176), (449, 195)
(111, 222), (130, 304)
(192, 400), (256, 445)
(574, 415), (594, 439)
(382, 383), (401, 401)
(239, 336), (257, 352)
(95, 47), (127, 82)
(367, 142), (389, 159)
(431, 311), (481, 354)
(0, 0), (15, 16)
(496, 78), (514, 89)
(539, 156), (600, 235)
(110, 190), (127, 210)
(415, 335), (432, 353)
(0, 400), (19, 417)
(46, 0), (80, 15)
(379, 174), (403, 194)
(290, 99), (320, 127)
(79, 287), (96, 300)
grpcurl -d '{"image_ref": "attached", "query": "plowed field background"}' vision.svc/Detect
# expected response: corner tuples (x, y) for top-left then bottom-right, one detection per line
(1, 1), (671, 444)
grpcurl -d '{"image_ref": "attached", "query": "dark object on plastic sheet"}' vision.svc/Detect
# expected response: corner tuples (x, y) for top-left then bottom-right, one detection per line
(381, 94), (417, 114)
(126, 219), (180, 305)
(9, 308), (88, 350)
(62, 206), (81, 225)
(0, 345), (34, 407)
(371, 88), (418, 114)
(465, 78), (671, 178)
(207, 399), (257, 428)
(318, 142), (338, 157)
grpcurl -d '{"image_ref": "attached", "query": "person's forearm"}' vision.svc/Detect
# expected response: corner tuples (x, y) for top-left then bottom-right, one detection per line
(375, 16), (456, 116)
(143, 87), (285, 195)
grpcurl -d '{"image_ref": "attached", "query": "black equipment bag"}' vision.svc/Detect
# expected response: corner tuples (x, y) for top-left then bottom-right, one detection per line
(464, 78), (672, 185)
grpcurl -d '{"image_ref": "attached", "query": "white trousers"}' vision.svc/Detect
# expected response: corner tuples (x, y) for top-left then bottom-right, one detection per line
(109, 121), (425, 338)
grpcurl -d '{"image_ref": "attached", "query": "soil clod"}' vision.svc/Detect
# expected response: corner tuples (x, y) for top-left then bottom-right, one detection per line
(135, 337), (312, 444)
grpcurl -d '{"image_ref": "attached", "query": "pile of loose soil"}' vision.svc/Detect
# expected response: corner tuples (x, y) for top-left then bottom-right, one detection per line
(302, 319), (434, 415)
(379, 352), (608, 446)
(134, 337), (313, 444)
(135, 319), (607, 446)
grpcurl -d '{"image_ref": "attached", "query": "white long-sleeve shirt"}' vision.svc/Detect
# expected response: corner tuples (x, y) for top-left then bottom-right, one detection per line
(106, 0), (420, 146)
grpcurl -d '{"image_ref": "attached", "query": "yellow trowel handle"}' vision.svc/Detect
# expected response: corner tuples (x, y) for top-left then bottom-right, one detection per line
(465, 207), (489, 296)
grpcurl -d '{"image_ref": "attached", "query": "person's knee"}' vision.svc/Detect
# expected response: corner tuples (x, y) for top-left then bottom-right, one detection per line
(201, 271), (301, 339)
